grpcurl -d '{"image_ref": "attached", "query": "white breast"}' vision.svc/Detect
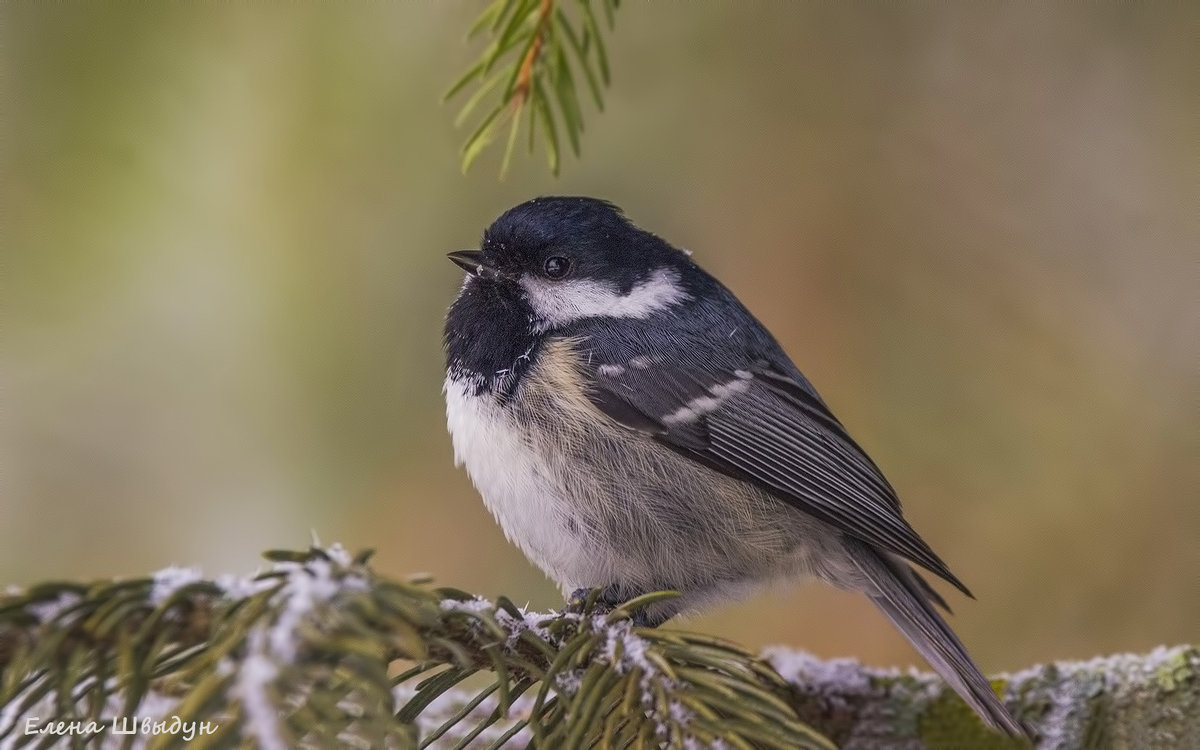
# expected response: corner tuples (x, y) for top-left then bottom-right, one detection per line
(444, 375), (600, 590)
(445, 346), (828, 602)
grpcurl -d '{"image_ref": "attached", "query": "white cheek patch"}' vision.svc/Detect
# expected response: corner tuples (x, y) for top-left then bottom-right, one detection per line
(661, 378), (752, 425)
(521, 268), (688, 329)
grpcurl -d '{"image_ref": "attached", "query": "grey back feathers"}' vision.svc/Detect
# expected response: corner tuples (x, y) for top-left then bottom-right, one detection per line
(556, 265), (968, 592)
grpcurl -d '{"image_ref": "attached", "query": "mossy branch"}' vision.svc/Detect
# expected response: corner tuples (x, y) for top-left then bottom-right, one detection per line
(1, 545), (1196, 748)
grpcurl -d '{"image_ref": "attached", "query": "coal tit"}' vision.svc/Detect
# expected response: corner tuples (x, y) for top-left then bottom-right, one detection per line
(443, 196), (1026, 737)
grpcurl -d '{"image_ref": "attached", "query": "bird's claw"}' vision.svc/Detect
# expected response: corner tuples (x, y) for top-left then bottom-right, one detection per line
(565, 587), (599, 615)
(564, 587), (656, 627)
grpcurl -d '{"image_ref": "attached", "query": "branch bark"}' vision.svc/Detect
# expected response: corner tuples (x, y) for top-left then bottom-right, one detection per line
(765, 645), (1199, 749)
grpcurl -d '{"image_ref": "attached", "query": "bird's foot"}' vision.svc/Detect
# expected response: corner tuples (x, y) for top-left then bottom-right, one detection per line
(564, 586), (656, 627)
(565, 587), (600, 614)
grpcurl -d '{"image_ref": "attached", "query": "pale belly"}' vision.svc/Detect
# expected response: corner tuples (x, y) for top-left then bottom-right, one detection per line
(444, 375), (609, 590)
(444, 372), (831, 599)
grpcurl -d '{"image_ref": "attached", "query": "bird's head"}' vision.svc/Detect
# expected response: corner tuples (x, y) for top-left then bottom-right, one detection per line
(448, 197), (692, 333)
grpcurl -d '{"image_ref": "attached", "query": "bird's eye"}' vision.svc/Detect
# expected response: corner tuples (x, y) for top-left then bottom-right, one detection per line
(543, 256), (571, 279)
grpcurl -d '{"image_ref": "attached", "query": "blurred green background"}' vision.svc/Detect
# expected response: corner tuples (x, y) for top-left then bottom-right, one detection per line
(3, 3), (1196, 676)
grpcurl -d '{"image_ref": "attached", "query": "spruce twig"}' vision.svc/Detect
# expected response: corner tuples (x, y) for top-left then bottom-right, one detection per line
(0, 545), (830, 749)
(446, 0), (620, 177)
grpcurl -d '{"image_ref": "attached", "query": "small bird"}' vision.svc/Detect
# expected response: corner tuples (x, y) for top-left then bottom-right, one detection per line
(443, 196), (1027, 737)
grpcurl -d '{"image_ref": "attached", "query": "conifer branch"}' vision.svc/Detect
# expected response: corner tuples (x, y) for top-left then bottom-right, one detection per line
(2, 545), (1196, 748)
(446, 0), (619, 177)
(0, 545), (829, 749)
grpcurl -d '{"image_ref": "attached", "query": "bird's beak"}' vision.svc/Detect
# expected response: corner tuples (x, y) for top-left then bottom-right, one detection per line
(447, 249), (489, 276)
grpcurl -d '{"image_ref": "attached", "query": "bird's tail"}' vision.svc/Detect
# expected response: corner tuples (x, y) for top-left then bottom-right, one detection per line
(848, 540), (1031, 739)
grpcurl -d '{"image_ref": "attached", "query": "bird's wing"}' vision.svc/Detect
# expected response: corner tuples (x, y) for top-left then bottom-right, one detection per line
(581, 349), (971, 597)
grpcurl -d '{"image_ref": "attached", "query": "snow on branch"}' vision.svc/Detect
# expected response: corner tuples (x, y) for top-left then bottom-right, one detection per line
(1, 544), (1195, 748)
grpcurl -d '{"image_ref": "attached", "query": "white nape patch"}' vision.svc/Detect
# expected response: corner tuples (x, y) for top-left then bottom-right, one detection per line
(522, 268), (688, 330)
(661, 377), (751, 425)
(629, 356), (653, 370)
(598, 364), (625, 376)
